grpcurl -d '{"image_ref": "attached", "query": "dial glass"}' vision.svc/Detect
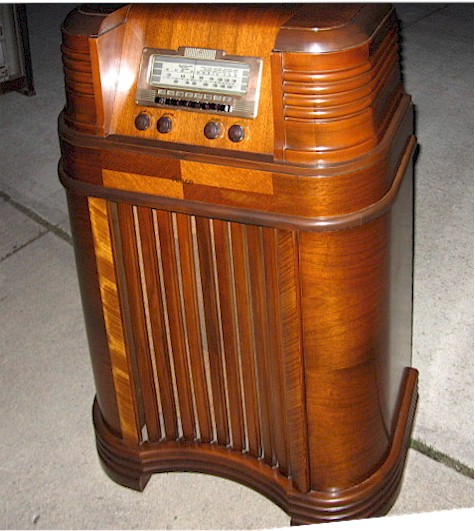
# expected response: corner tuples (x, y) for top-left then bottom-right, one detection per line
(149, 54), (250, 95)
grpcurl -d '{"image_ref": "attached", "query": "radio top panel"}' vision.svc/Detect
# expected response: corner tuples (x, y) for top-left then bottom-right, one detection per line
(61, 3), (402, 163)
(136, 47), (263, 119)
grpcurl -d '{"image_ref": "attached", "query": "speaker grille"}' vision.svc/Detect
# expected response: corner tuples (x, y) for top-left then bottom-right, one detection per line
(107, 202), (310, 490)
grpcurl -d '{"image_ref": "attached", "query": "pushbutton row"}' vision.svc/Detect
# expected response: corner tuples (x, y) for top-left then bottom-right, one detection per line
(155, 96), (232, 113)
(157, 89), (233, 103)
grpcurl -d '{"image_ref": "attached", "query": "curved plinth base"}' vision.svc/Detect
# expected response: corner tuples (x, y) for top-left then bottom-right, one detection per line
(93, 369), (418, 525)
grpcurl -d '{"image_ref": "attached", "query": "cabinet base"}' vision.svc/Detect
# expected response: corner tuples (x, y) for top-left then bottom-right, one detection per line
(93, 369), (418, 525)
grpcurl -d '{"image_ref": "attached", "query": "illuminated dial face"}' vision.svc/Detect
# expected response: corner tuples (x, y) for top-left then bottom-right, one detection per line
(149, 55), (250, 95)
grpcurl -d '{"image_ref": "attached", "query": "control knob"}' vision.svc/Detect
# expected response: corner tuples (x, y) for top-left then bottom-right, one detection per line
(134, 112), (151, 131)
(157, 115), (173, 134)
(204, 121), (223, 140)
(228, 124), (245, 143)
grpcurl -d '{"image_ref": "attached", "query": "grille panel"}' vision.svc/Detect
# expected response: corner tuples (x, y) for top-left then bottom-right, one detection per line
(109, 203), (309, 488)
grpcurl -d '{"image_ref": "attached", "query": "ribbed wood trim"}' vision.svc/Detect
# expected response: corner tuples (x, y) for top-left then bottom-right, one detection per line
(93, 368), (418, 524)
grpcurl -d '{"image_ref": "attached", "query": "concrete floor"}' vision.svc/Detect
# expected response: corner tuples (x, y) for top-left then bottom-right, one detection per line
(0, 2), (473, 529)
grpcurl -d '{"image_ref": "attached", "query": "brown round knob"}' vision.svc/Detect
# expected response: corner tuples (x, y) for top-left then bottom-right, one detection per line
(157, 115), (173, 134)
(204, 121), (223, 140)
(134, 112), (151, 131)
(228, 124), (245, 143)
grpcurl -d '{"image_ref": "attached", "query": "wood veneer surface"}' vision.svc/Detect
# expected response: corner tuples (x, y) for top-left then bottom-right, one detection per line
(59, 3), (418, 524)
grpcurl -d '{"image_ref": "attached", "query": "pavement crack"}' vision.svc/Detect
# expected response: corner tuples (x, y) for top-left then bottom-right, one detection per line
(0, 230), (49, 263)
(0, 190), (72, 245)
(410, 438), (474, 479)
(402, 4), (451, 29)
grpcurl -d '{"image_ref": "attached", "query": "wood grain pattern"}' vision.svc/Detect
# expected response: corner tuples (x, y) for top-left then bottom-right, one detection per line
(212, 220), (246, 451)
(66, 193), (121, 436)
(275, 229), (310, 493)
(103, 169), (184, 198)
(88, 197), (140, 444)
(276, 20), (403, 164)
(134, 207), (180, 441)
(108, 4), (299, 155)
(93, 367), (418, 522)
(262, 228), (290, 475)
(60, 3), (418, 524)
(181, 162), (273, 195)
(228, 223), (261, 457)
(61, 92), (414, 223)
(175, 214), (214, 443)
(195, 217), (231, 446)
(154, 210), (197, 441)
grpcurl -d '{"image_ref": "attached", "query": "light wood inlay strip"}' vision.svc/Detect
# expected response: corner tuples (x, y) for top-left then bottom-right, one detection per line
(88, 197), (139, 444)
(182, 162), (274, 195)
(103, 169), (184, 198)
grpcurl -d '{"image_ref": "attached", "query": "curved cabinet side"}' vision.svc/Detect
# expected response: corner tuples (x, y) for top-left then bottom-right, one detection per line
(92, 369), (418, 524)
(66, 192), (122, 437)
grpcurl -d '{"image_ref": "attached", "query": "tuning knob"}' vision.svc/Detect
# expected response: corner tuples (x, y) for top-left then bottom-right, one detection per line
(157, 115), (173, 134)
(134, 112), (151, 131)
(204, 121), (223, 140)
(228, 124), (245, 143)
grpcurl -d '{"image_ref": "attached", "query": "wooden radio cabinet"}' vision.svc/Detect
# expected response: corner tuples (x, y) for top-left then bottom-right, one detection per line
(59, 3), (418, 525)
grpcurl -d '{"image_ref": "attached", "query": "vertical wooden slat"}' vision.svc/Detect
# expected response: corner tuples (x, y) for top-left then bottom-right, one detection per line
(108, 203), (148, 441)
(195, 217), (230, 446)
(175, 213), (213, 443)
(91, 195), (307, 486)
(213, 220), (245, 451)
(155, 210), (196, 441)
(276, 229), (310, 492)
(262, 227), (289, 475)
(88, 197), (139, 444)
(113, 203), (161, 441)
(136, 206), (179, 441)
(246, 225), (273, 464)
(229, 222), (261, 457)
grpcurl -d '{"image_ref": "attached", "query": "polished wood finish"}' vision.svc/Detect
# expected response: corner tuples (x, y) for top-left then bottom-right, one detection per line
(66, 193), (121, 436)
(94, 367), (418, 524)
(88, 197), (141, 444)
(59, 3), (418, 525)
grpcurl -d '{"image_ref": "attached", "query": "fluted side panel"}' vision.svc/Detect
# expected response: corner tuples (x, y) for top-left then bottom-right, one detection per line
(279, 23), (403, 164)
(61, 44), (98, 131)
(107, 202), (310, 492)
